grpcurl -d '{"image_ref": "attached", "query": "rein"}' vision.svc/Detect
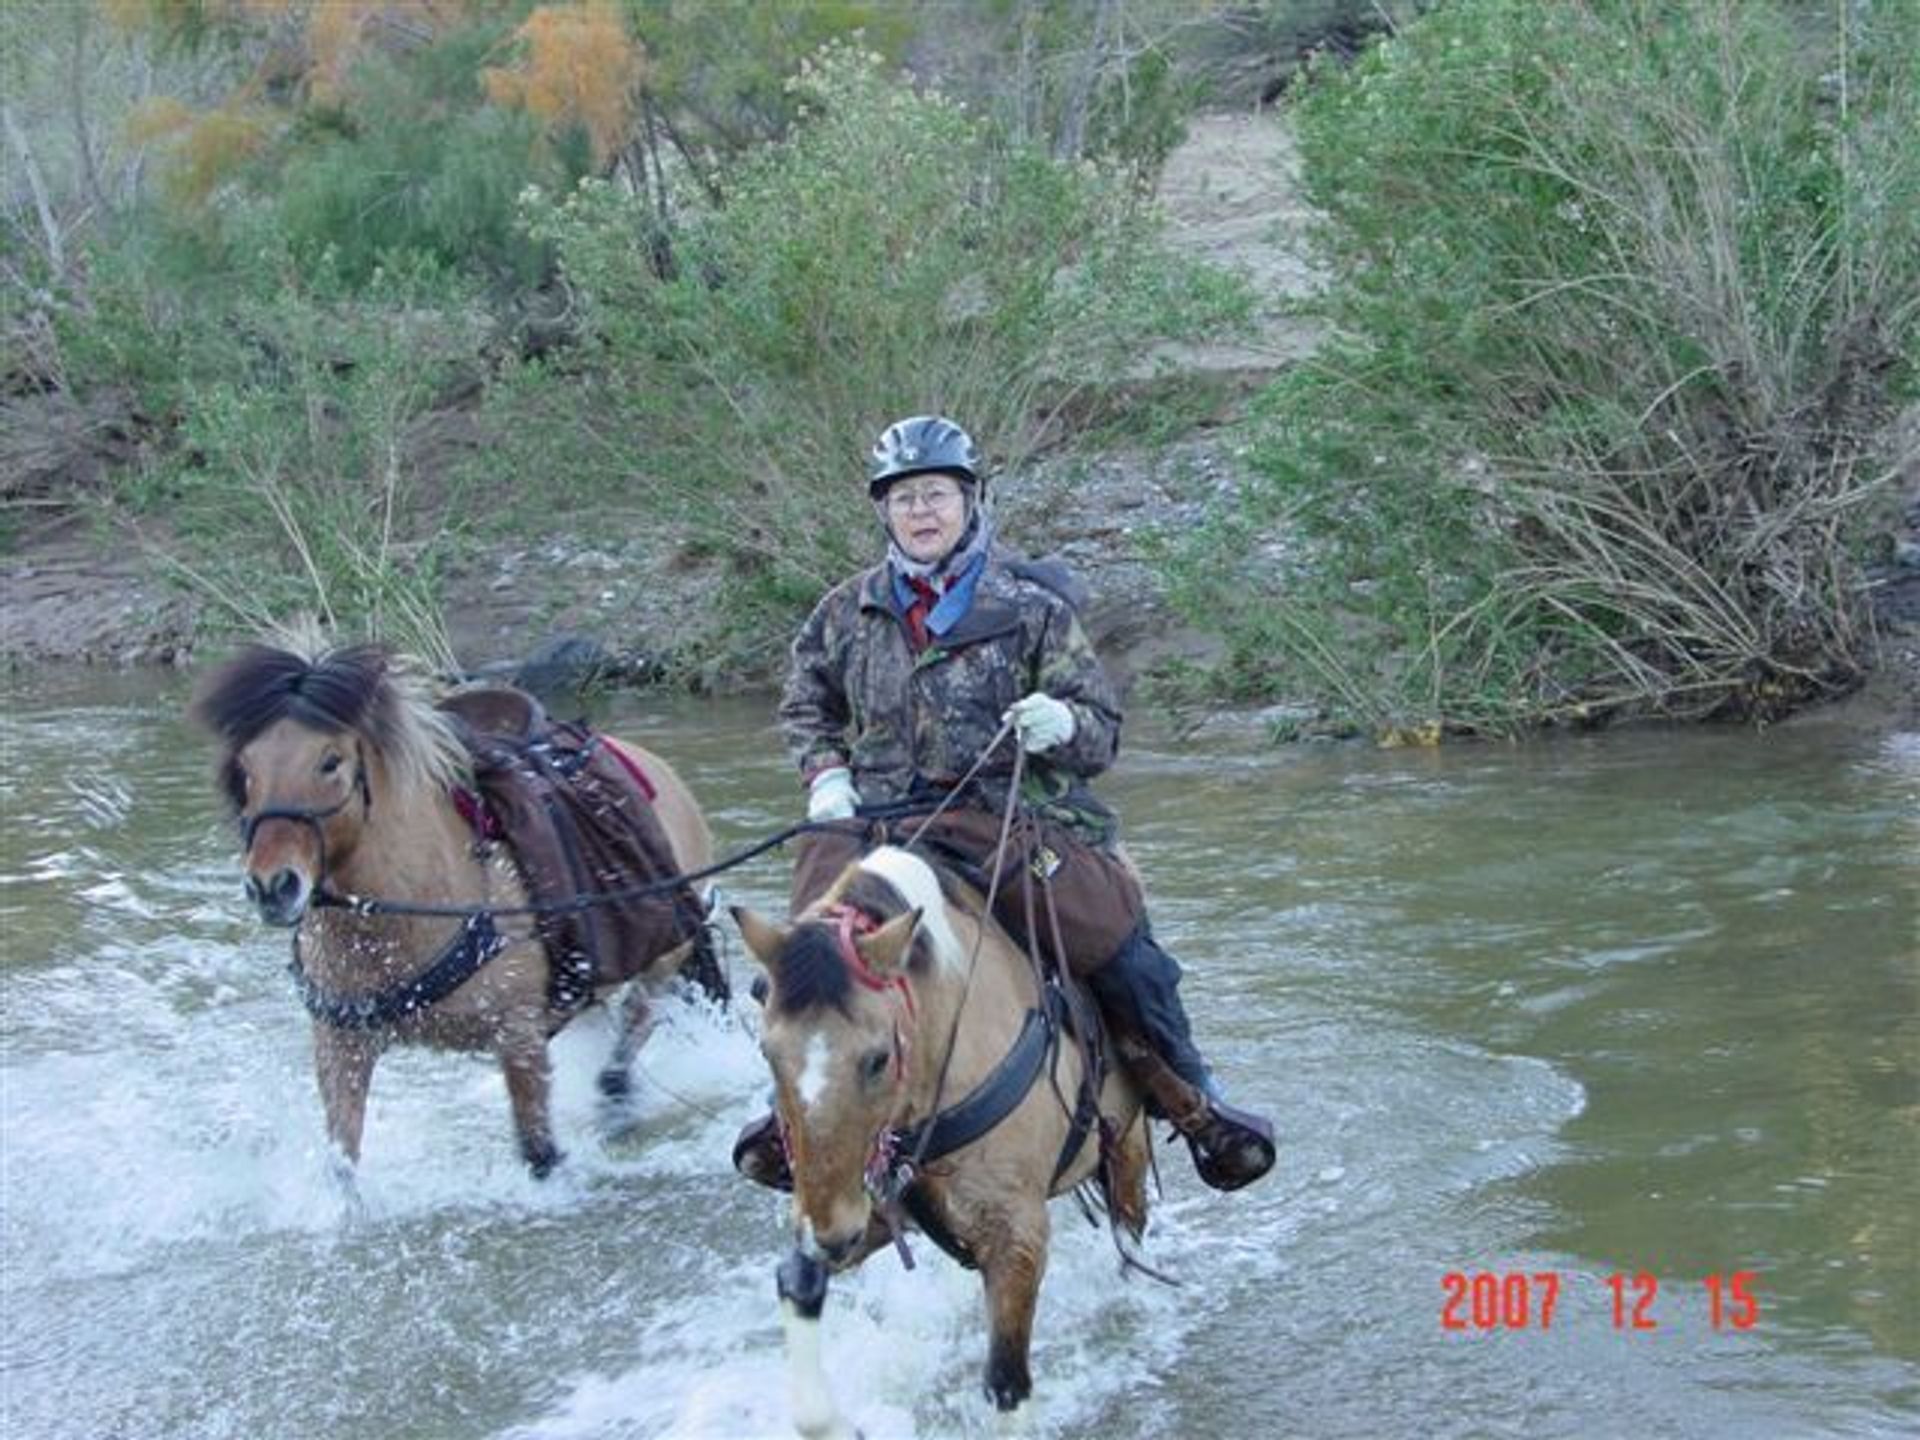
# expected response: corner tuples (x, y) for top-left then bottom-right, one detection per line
(903, 722), (1026, 1165)
(829, 723), (1106, 1269)
(307, 814), (830, 919)
(290, 709), (1026, 923)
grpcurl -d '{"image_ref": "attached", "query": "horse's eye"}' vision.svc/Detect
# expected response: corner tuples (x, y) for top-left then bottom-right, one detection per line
(319, 754), (344, 776)
(860, 1048), (891, 1082)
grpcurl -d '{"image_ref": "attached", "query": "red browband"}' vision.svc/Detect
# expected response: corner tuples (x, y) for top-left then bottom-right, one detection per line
(828, 904), (917, 1025)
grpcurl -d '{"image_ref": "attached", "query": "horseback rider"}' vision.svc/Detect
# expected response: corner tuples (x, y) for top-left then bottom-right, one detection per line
(732, 415), (1276, 1193)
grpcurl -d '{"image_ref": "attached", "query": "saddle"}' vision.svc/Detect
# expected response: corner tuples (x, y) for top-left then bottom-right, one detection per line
(437, 686), (725, 1011)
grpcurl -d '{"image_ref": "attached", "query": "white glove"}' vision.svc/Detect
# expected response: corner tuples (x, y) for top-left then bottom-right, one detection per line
(1003, 692), (1076, 754)
(806, 766), (860, 821)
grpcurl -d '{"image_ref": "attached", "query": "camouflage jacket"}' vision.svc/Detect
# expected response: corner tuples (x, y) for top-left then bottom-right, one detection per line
(778, 547), (1123, 845)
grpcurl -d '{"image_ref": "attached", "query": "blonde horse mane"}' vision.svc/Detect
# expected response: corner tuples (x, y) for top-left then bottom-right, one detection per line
(195, 623), (469, 805)
(362, 654), (469, 800)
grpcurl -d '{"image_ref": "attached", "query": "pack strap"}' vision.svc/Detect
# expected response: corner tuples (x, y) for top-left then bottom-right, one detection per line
(289, 911), (506, 1031)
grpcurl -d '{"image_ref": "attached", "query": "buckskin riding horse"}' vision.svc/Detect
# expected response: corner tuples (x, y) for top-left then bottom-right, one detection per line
(192, 640), (725, 1177)
(732, 844), (1151, 1434)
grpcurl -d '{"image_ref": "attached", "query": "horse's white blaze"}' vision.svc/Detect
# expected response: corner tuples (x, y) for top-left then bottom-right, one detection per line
(797, 1032), (834, 1109)
(861, 846), (961, 970)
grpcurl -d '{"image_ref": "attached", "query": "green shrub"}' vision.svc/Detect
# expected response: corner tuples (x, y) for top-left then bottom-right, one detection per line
(269, 23), (575, 289)
(101, 249), (486, 664)
(1168, 0), (1920, 733)
(491, 41), (1249, 683)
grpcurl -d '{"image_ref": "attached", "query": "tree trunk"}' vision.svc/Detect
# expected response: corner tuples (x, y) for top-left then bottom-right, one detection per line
(3, 103), (64, 278)
(67, 5), (109, 217)
(1053, 0), (1120, 163)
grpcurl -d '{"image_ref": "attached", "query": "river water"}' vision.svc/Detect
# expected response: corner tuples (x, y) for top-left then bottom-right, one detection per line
(2, 666), (1915, 1439)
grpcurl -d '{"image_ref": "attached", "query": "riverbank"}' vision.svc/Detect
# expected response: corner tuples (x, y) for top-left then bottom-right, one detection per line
(1, 112), (1309, 687)
(4, 109), (1915, 736)
(6, 466), (1916, 739)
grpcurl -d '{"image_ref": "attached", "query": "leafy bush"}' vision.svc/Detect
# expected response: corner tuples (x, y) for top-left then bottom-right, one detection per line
(1168, 0), (1920, 733)
(270, 21), (579, 289)
(492, 41), (1249, 682)
(95, 248), (486, 664)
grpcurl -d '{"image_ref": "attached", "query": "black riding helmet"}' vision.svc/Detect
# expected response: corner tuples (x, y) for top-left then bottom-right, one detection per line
(868, 415), (982, 500)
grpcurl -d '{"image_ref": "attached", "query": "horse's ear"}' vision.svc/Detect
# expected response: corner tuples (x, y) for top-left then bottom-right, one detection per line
(731, 906), (787, 970)
(853, 907), (922, 977)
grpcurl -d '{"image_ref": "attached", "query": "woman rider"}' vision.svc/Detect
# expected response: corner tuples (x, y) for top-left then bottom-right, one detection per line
(732, 415), (1275, 1192)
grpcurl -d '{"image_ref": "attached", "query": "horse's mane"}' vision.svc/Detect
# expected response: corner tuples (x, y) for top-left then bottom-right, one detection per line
(773, 848), (973, 1018)
(191, 636), (466, 809)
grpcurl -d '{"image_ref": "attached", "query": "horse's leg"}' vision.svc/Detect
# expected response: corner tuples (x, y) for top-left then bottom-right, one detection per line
(499, 1030), (562, 1178)
(596, 931), (698, 1100)
(597, 982), (654, 1101)
(777, 1242), (859, 1440)
(312, 1024), (379, 1173)
(977, 1204), (1050, 1412)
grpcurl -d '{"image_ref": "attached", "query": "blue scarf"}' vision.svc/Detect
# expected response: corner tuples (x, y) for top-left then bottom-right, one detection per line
(884, 500), (995, 645)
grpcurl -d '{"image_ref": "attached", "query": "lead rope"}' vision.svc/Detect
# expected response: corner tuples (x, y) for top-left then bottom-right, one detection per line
(589, 722), (1028, 1156)
(862, 722), (1025, 1268)
(905, 725), (1025, 1157)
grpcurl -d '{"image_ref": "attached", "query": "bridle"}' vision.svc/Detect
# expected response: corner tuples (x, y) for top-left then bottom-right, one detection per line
(769, 900), (923, 1260)
(237, 760), (372, 885)
(824, 900), (918, 1148)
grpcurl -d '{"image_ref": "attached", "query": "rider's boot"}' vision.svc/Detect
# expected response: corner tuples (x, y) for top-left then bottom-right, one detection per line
(732, 1109), (792, 1192)
(1087, 922), (1277, 1192)
(734, 969), (795, 1190)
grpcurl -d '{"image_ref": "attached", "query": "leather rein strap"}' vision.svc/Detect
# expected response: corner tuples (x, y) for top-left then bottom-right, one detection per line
(876, 977), (1099, 1273)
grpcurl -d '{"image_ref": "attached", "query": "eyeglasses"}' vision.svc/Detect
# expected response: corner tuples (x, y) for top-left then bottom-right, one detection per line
(884, 482), (965, 516)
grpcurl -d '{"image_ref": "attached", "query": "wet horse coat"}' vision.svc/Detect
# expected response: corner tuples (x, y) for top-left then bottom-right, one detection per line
(193, 641), (717, 1176)
(733, 844), (1150, 1432)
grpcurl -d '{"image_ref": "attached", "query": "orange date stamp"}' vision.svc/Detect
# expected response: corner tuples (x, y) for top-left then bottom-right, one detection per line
(1440, 1270), (1760, 1331)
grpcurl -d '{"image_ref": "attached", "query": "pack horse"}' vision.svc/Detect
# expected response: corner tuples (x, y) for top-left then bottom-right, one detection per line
(193, 640), (726, 1176)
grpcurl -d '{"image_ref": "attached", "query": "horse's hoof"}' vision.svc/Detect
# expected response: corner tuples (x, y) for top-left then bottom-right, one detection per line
(984, 1361), (1031, 1413)
(525, 1143), (564, 1179)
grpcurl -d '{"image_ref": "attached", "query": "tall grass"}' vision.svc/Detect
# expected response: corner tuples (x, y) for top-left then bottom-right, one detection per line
(87, 246), (482, 671)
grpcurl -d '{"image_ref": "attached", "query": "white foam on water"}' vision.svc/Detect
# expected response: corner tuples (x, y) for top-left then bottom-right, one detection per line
(503, 1181), (1282, 1440)
(662, 1037), (1309, 1435)
(3, 981), (771, 1282)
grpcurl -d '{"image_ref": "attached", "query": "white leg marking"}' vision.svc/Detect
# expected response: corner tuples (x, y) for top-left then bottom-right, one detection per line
(781, 1299), (857, 1440)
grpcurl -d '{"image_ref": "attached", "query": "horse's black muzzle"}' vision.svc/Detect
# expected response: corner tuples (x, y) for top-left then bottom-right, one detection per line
(777, 1248), (831, 1319)
(245, 868), (309, 927)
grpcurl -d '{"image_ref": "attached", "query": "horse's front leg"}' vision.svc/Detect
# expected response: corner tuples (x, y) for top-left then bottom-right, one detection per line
(312, 1023), (380, 1175)
(499, 1029), (562, 1178)
(977, 1204), (1050, 1413)
(777, 1241), (859, 1440)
